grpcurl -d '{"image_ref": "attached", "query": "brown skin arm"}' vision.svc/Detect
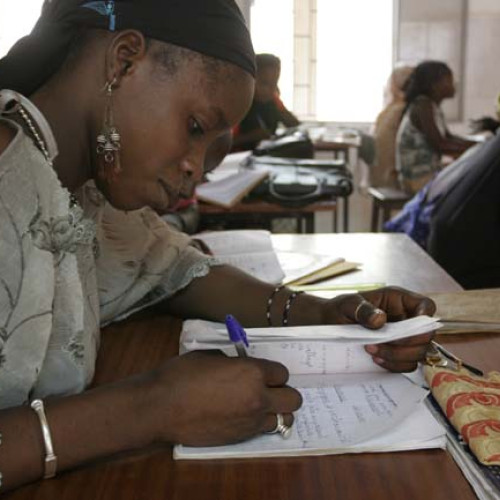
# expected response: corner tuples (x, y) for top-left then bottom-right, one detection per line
(0, 352), (302, 492)
(411, 99), (475, 158)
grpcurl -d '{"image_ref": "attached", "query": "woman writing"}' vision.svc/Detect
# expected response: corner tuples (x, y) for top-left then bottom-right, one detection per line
(397, 61), (476, 194)
(0, 0), (435, 492)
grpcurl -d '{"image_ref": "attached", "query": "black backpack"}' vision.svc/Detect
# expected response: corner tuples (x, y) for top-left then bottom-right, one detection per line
(246, 156), (353, 207)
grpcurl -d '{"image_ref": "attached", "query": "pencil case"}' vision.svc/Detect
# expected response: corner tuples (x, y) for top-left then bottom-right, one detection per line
(424, 365), (500, 466)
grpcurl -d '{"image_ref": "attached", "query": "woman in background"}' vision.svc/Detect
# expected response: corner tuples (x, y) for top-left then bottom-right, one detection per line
(396, 61), (476, 194)
(232, 53), (299, 151)
(371, 65), (413, 188)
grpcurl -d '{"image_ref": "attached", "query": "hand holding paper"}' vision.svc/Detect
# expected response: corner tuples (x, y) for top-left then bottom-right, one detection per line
(320, 286), (437, 372)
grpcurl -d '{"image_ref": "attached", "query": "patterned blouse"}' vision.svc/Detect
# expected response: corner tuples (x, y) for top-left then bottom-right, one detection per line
(396, 95), (447, 182)
(0, 118), (218, 410)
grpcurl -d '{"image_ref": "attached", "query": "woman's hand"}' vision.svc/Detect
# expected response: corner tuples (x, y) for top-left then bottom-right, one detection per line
(322, 286), (436, 373)
(145, 350), (302, 447)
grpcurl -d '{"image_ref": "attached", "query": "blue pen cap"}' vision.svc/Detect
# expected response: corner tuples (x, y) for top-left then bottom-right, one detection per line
(225, 314), (249, 347)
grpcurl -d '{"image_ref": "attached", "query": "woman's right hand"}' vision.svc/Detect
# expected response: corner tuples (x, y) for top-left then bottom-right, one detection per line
(145, 351), (302, 446)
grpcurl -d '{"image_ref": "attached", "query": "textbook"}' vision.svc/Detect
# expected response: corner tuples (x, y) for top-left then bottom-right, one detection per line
(194, 230), (359, 286)
(174, 316), (446, 460)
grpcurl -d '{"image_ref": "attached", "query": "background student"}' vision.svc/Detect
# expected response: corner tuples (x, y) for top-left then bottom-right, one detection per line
(232, 53), (300, 151)
(396, 60), (476, 194)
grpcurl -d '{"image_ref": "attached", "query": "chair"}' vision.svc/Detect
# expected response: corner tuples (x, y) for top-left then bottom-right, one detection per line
(368, 186), (411, 232)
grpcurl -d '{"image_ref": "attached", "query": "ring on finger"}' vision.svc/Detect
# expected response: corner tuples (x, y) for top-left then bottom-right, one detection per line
(354, 300), (371, 323)
(266, 413), (293, 439)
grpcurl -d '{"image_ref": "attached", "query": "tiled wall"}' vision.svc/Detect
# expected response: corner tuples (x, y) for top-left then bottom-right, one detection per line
(463, 0), (500, 120)
(397, 0), (466, 121)
(397, 0), (500, 122)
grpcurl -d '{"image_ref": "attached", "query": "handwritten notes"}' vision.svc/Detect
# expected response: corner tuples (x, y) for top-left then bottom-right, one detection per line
(174, 373), (445, 459)
(175, 317), (446, 460)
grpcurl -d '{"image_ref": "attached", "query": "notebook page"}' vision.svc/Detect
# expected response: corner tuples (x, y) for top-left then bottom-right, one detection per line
(194, 230), (285, 284)
(174, 373), (444, 460)
(195, 230), (275, 255)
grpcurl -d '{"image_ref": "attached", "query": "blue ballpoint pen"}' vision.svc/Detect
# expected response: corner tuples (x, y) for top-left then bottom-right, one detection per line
(225, 314), (249, 358)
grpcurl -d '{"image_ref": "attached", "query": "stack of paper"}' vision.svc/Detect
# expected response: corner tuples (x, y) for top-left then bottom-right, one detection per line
(175, 317), (446, 460)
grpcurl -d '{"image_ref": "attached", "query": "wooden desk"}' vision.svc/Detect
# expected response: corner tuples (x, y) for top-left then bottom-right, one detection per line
(7, 234), (495, 500)
(199, 199), (344, 233)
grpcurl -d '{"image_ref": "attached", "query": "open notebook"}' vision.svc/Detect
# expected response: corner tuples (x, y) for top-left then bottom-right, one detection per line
(196, 169), (269, 208)
(174, 316), (446, 460)
(194, 230), (359, 286)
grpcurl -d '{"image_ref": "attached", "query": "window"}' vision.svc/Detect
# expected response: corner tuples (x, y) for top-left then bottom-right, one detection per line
(251, 0), (395, 123)
(0, 0), (44, 58)
(316, 0), (394, 122)
(250, 0), (294, 110)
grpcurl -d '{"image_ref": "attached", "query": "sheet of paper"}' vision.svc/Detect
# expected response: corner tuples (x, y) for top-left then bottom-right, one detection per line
(276, 251), (344, 285)
(181, 339), (383, 375)
(181, 316), (441, 345)
(174, 373), (445, 460)
(194, 230), (285, 284)
(206, 151), (251, 182)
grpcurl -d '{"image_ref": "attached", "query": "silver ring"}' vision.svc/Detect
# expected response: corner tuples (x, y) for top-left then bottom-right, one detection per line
(266, 413), (293, 439)
(354, 300), (370, 323)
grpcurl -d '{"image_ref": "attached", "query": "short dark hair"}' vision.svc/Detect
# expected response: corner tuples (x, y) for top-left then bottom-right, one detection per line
(404, 60), (452, 104)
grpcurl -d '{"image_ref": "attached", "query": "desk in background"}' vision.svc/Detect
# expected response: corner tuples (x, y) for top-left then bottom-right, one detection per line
(8, 234), (496, 500)
(199, 198), (347, 233)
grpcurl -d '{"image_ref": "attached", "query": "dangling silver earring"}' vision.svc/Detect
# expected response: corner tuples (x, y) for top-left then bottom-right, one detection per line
(96, 78), (121, 178)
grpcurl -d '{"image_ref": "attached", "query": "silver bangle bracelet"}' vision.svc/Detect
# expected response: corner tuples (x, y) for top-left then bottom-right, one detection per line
(30, 399), (57, 479)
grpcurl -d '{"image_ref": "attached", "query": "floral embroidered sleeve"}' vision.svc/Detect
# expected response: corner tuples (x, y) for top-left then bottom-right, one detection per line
(86, 190), (221, 324)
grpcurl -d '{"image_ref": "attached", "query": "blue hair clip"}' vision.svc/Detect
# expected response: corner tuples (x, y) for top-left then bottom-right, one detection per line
(81, 1), (116, 31)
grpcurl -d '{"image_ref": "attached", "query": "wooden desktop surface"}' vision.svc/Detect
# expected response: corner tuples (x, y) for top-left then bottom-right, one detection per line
(7, 234), (497, 500)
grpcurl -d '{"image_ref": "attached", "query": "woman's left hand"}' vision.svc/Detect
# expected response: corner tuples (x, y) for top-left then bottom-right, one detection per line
(322, 286), (436, 373)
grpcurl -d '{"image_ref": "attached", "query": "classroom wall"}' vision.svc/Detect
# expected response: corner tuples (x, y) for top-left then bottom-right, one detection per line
(241, 0), (500, 123)
(396, 0), (466, 121)
(463, 0), (500, 120)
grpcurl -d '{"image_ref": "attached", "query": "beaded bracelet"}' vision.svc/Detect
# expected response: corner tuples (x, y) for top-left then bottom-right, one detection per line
(266, 285), (285, 326)
(282, 291), (304, 326)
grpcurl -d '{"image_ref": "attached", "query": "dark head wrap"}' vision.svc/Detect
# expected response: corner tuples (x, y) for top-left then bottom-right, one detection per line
(0, 0), (256, 96)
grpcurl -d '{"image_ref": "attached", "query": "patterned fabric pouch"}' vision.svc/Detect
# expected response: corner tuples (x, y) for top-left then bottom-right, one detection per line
(424, 365), (500, 466)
